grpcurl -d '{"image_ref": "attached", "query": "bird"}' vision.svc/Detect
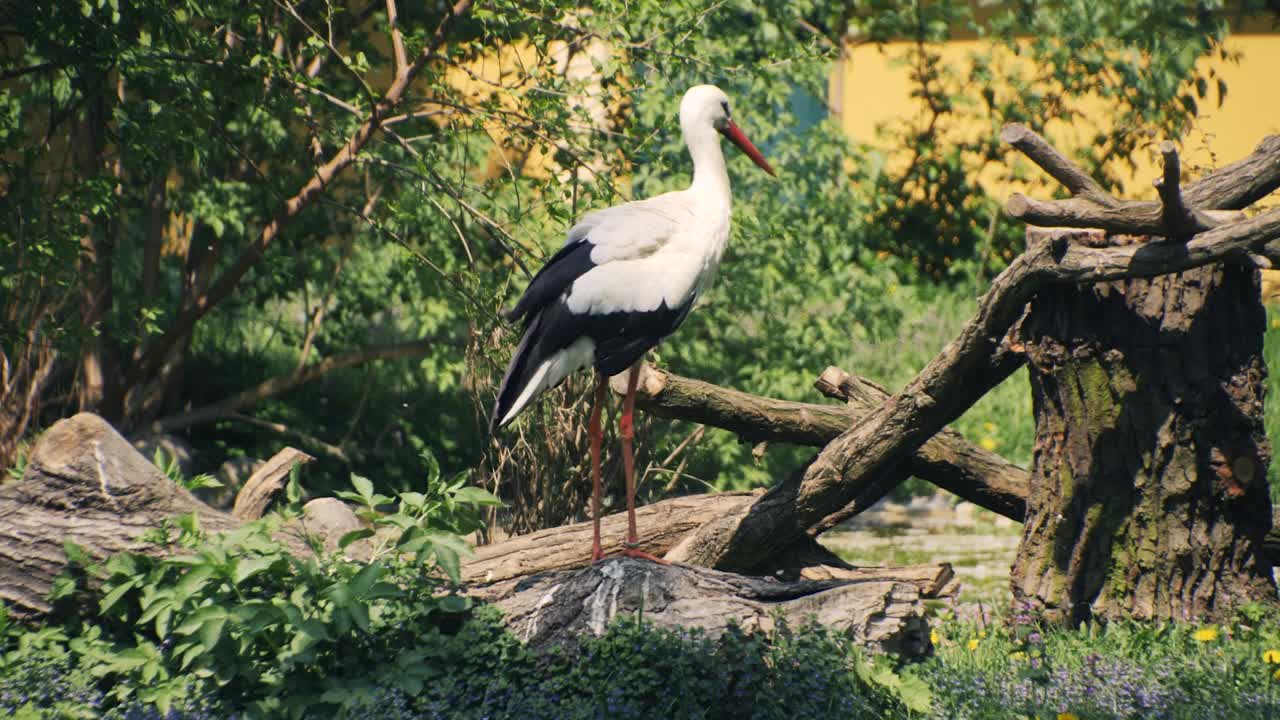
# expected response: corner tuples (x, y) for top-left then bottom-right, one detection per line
(490, 84), (775, 563)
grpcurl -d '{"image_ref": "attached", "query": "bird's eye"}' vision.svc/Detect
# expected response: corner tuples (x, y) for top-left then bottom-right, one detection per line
(720, 101), (730, 118)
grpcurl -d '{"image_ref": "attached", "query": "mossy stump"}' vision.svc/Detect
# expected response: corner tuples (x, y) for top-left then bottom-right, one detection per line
(1011, 230), (1276, 623)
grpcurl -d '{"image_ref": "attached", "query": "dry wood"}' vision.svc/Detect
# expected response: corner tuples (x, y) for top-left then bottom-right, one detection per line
(1003, 124), (1280, 238)
(1, 412), (954, 642)
(614, 363), (1028, 521)
(463, 492), (758, 584)
(470, 558), (932, 656)
(146, 340), (432, 434)
(0, 414), (249, 616)
(231, 447), (313, 520)
(670, 126), (1280, 573)
(1153, 141), (1221, 238)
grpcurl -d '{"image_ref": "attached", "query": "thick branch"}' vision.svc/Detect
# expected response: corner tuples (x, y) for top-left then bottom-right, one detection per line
(616, 364), (1028, 521)
(1003, 124), (1278, 238)
(385, 0), (408, 73)
(145, 340), (430, 434)
(126, 0), (473, 389)
(679, 210), (1280, 572)
(1183, 134), (1280, 210)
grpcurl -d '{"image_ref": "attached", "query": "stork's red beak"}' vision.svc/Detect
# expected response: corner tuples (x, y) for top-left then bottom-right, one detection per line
(720, 119), (776, 177)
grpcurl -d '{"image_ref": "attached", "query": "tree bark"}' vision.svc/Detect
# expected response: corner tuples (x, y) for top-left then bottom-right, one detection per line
(616, 363), (1028, 520)
(472, 558), (932, 656)
(1011, 231), (1276, 623)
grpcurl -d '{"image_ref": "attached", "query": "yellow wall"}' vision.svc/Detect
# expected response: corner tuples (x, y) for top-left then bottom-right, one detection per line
(831, 34), (1280, 196)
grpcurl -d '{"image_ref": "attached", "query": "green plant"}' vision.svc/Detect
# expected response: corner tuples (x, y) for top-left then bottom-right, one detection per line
(151, 448), (222, 493)
(28, 464), (499, 717)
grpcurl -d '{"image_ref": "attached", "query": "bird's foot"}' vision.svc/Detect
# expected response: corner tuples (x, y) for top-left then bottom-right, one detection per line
(619, 543), (669, 565)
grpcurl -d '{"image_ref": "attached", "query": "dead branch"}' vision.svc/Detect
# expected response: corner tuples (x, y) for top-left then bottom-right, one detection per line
(613, 363), (1028, 521)
(231, 447), (313, 520)
(1000, 123), (1118, 207)
(144, 340), (431, 434)
(1003, 124), (1280, 237)
(672, 127), (1280, 573)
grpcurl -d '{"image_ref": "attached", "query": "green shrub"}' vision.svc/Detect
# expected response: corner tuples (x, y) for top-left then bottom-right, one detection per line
(2, 466), (499, 718)
(344, 615), (914, 720)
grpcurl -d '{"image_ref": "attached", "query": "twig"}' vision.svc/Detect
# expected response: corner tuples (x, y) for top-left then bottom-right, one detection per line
(1000, 124), (1119, 208)
(385, 0), (408, 74)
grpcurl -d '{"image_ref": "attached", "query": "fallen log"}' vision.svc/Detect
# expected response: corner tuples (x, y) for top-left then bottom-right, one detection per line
(470, 557), (932, 657)
(1, 413), (952, 648)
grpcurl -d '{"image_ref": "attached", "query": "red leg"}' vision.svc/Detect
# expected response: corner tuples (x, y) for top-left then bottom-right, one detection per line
(588, 373), (607, 563)
(619, 361), (668, 564)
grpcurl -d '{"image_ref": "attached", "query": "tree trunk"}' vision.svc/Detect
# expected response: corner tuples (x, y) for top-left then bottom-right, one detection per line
(1011, 230), (1276, 623)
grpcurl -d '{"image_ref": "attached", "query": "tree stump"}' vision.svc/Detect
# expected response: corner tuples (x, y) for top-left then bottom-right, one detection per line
(1011, 229), (1277, 623)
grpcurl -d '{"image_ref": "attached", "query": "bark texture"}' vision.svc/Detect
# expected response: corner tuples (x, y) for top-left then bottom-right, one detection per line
(1011, 232), (1276, 623)
(471, 557), (931, 656)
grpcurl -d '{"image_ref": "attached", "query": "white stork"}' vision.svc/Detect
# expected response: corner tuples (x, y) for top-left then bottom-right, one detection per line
(490, 84), (775, 562)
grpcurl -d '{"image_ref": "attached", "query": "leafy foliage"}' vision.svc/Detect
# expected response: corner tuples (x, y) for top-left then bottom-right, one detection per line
(11, 468), (498, 717)
(5, 0), (1269, 524)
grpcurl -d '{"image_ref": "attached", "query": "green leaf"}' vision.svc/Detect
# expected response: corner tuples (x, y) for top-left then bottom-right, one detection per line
(233, 556), (276, 586)
(421, 448), (441, 484)
(198, 616), (226, 649)
(338, 528), (375, 550)
(437, 594), (470, 613)
(348, 561), (383, 597)
(175, 605), (227, 636)
(432, 544), (461, 584)
(99, 578), (139, 614)
(351, 474), (374, 503)
(63, 540), (92, 567)
(452, 486), (503, 507)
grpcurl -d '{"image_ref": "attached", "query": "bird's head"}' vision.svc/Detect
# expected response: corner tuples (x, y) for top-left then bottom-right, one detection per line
(680, 85), (776, 177)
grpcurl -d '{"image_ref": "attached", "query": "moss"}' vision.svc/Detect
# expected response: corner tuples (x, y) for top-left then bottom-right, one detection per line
(1078, 359), (1122, 431)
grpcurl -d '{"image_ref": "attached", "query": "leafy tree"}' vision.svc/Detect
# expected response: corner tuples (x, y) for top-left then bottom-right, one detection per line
(2, 0), (1274, 527)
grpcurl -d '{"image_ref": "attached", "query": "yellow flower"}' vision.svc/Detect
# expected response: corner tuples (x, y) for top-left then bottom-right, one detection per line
(979, 629), (988, 638)
(1058, 713), (1079, 720)
(930, 629), (940, 645)
(967, 638), (980, 651)
(1193, 627), (1219, 642)
(1264, 649), (1280, 664)
(1011, 651), (1026, 661)
(983, 422), (996, 433)
(979, 437), (999, 451)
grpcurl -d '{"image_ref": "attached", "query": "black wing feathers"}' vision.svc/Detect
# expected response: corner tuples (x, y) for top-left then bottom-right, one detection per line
(505, 240), (595, 325)
(491, 234), (698, 432)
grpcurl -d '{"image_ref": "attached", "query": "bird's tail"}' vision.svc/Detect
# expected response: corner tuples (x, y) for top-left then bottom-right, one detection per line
(490, 307), (594, 434)
(489, 314), (543, 434)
